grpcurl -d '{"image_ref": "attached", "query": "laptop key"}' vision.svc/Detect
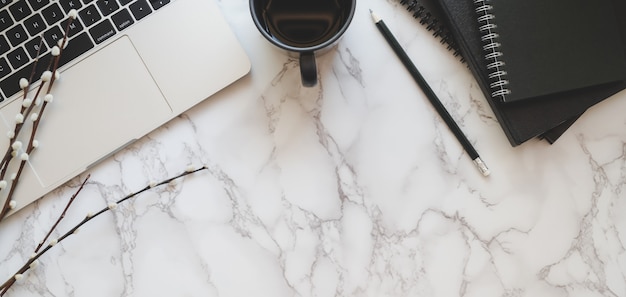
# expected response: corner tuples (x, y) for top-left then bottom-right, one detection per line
(42, 3), (64, 26)
(24, 36), (48, 59)
(79, 4), (102, 27)
(66, 17), (84, 38)
(111, 8), (134, 31)
(24, 13), (47, 36)
(89, 19), (116, 44)
(129, 0), (151, 21)
(149, 0), (168, 10)
(96, 0), (119, 16)
(7, 47), (29, 69)
(0, 10), (13, 32)
(0, 57), (10, 79)
(43, 25), (64, 48)
(9, 0), (32, 22)
(6, 24), (28, 47)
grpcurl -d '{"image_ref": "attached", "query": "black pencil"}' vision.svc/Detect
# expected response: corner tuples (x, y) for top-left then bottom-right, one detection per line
(370, 10), (490, 177)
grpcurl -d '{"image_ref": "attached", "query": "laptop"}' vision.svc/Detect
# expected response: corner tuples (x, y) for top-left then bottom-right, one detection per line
(0, 0), (251, 215)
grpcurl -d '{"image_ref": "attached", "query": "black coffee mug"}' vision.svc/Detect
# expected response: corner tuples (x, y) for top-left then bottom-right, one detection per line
(250, 0), (356, 87)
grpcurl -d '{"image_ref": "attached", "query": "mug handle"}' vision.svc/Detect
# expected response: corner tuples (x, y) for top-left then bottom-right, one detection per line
(299, 52), (317, 87)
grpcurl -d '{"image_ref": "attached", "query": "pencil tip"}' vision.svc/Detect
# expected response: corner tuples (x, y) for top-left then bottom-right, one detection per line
(370, 9), (381, 23)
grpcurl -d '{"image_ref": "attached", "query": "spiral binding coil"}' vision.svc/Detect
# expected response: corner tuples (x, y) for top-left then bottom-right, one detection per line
(399, 0), (463, 62)
(474, 0), (510, 100)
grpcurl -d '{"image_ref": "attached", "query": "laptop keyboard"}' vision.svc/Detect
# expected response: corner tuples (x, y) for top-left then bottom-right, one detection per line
(0, 0), (171, 101)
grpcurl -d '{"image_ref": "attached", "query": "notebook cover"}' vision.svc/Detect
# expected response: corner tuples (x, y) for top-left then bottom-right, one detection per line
(541, 0), (626, 144)
(434, 0), (626, 146)
(483, 0), (626, 103)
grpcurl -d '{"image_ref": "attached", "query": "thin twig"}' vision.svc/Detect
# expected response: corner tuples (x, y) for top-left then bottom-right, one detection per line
(0, 166), (208, 295)
(0, 174), (89, 296)
(34, 175), (90, 253)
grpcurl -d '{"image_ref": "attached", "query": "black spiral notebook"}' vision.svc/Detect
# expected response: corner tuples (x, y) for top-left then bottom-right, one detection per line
(427, 0), (626, 146)
(396, 0), (600, 145)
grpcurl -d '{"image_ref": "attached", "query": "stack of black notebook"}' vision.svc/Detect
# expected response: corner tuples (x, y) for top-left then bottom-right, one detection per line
(398, 0), (626, 146)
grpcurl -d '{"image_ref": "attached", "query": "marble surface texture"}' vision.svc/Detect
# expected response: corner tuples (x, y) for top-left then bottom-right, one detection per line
(2, 0), (626, 296)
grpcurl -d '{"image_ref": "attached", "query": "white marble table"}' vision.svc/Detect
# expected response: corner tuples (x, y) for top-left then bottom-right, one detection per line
(2, 0), (626, 296)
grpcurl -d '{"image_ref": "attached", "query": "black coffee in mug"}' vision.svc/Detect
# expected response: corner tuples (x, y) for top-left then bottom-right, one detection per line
(264, 1), (344, 47)
(250, 0), (356, 87)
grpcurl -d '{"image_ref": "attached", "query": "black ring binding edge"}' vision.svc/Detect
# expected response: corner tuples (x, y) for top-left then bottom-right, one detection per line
(474, 0), (511, 101)
(398, 0), (464, 62)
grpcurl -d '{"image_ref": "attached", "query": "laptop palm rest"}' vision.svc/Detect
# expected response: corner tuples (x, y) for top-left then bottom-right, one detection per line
(0, 36), (171, 200)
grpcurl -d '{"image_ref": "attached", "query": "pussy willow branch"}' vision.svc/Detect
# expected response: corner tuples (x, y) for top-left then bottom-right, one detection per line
(34, 174), (90, 253)
(0, 12), (77, 222)
(0, 37), (55, 177)
(0, 166), (208, 296)
(0, 45), (52, 179)
(0, 174), (89, 296)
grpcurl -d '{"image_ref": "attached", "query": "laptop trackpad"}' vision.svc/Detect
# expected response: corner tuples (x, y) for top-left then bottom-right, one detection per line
(25, 36), (172, 187)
